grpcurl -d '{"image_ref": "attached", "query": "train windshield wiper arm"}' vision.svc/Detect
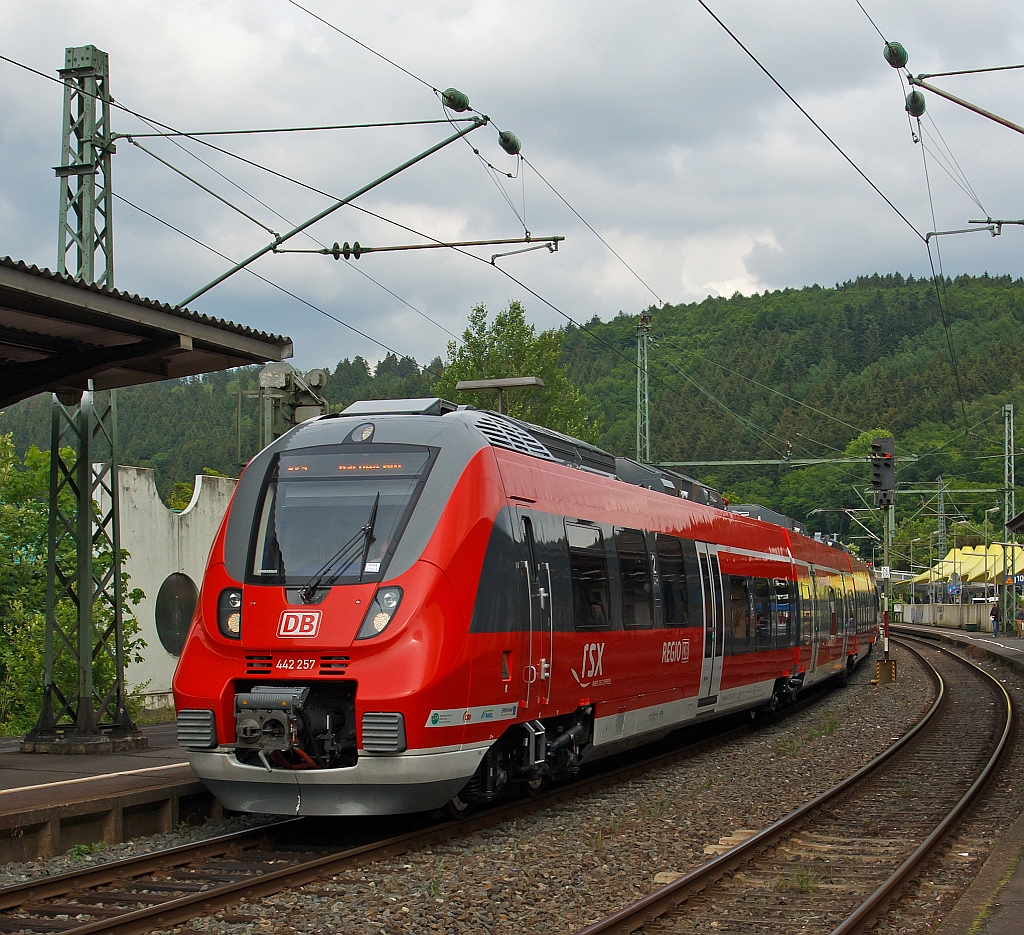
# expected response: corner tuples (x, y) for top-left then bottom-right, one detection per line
(298, 526), (366, 603)
(358, 492), (381, 584)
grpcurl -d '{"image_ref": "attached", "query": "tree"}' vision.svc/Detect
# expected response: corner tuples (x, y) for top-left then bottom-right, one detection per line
(0, 434), (145, 733)
(433, 301), (601, 444)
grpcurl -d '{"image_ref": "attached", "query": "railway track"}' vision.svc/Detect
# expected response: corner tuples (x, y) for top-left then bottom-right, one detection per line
(575, 637), (1014, 935)
(0, 680), (841, 934)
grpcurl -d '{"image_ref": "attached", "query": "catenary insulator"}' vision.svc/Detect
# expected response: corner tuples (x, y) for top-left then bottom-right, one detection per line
(331, 242), (341, 260)
(905, 89), (926, 117)
(442, 88), (471, 112)
(883, 41), (908, 69)
(498, 129), (521, 155)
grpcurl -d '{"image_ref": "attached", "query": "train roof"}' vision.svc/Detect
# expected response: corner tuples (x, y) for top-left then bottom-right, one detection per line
(336, 398), (725, 508)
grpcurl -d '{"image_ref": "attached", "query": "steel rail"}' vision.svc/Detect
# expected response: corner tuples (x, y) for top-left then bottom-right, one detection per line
(828, 636), (1015, 934)
(0, 678), (838, 934)
(0, 820), (300, 910)
(573, 637), (1012, 935)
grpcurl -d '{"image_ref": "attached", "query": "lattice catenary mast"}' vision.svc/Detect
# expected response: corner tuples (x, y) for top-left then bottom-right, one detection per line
(25, 46), (139, 751)
(636, 314), (651, 463)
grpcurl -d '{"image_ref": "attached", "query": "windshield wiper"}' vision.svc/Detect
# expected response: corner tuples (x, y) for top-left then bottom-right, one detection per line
(358, 492), (381, 584)
(298, 493), (380, 602)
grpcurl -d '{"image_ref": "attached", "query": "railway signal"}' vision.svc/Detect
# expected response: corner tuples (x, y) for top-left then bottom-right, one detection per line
(871, 437), (897, 680)
(870, 437), (895, 507)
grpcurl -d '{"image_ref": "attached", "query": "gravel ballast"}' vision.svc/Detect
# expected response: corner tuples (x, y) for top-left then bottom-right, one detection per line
(0, 813), (274, 889)
(152, 648), (934, 935)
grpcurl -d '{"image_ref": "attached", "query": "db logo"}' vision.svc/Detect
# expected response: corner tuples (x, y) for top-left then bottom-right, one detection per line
(277, 610), (322, 638)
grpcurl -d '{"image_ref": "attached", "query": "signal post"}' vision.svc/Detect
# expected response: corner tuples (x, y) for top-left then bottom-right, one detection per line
(872, 438), (897, 683)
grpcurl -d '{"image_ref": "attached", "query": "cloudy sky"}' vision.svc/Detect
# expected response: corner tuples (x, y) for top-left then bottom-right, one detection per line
(2, 1), (1024, 371)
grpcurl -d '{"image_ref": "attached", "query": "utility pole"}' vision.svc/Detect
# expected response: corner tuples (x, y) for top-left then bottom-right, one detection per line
(1005, 404), (1016, 636)
(636, 313), (651, 463)
(871, 438), (897, 682)
(25, 46), (140, 753)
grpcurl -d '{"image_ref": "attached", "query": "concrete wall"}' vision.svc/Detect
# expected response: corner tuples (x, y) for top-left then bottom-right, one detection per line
(900, 602), (992, 629)
(115, 467), (236, 705)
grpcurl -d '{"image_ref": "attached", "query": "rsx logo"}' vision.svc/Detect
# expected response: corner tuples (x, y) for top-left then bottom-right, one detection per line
(571, 642), (604, 688)
(277, 610), (322, 638)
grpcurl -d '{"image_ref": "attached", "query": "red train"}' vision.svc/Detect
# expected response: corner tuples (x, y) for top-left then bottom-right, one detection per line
(174, 398), (878, 816)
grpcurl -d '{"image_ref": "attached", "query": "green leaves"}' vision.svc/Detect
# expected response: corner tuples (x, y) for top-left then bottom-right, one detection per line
(433, 301), (601, 444)
(0, 437), (145, 733)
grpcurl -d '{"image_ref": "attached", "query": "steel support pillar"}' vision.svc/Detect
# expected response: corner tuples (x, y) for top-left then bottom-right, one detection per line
(25, 386), (138, 749)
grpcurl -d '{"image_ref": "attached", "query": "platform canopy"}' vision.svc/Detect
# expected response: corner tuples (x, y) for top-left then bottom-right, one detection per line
(910, 544), (1024, 585)
(0, 257), (292, 407)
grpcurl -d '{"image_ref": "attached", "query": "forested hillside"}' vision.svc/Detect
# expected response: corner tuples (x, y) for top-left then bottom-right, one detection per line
(3, 271), (1023, 564)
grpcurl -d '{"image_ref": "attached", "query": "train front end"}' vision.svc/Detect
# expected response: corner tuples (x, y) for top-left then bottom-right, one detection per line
(173, 399), (502, 815)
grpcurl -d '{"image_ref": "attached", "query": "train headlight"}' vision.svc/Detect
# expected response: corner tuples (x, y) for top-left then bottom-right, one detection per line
(356, 586), (404, 639)
(218, 588), (243, 639)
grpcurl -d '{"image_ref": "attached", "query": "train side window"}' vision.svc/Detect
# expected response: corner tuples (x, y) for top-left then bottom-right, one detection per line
(728, 576), (753, 654)
(656, 534), (689, 627)
(799, 575), (814, 645)
(522, 516), (538, 581)
(615, 527), (654, 629)
(566, 523), (612, 631)
(753, 578), (773, 652)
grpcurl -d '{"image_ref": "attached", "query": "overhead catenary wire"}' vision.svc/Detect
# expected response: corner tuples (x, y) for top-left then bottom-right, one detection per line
(922, 115), (986, 212)
(125, 136), (279, 237)
(119, 118), (474, 138)
(849, 1), (974, 437)
(113, 191), (444, 378)
(343, 202), (788, 457)
(522, 157), (664, 306)
(917, 118), (970, 430)
(655, 334), (870, 439)
(269, 5), (669, 309)
(0, 49), (511, 349)
(283, 0), (438, 93)
(697, 0), (926, 243)
(121, 117), (460, 343)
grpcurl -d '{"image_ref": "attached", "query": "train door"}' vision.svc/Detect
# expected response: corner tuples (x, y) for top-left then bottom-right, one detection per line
(805, 567), (820, 673)
(840, 574), (853, 661)
(697, 543), (725, 705)
(518, 512), (554, 709)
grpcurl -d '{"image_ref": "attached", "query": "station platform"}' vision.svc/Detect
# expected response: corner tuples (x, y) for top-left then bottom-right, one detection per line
(892, 622), (1024, 676)
(0, 723), (217, 863)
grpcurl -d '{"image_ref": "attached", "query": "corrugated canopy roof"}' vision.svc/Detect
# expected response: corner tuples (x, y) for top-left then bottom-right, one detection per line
(0, 257), (293, 407)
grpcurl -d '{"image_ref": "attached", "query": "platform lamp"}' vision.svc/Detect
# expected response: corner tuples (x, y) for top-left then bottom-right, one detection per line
(455, 376), (545, 415)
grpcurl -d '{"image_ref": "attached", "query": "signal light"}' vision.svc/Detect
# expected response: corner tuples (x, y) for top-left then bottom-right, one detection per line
(871, 437), (896, 504)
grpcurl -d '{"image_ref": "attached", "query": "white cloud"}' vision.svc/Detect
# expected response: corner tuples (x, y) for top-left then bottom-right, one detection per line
(1, 0), (1023, 370)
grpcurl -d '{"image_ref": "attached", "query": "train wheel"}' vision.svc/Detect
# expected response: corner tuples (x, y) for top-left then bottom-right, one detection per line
(519, 777), (545, 798)
(441, 792), (472, 819)
(756, 688), (780, 718)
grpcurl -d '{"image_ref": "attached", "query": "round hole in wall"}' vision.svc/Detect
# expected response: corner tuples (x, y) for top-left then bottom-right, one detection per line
(155, 573), (199, 656)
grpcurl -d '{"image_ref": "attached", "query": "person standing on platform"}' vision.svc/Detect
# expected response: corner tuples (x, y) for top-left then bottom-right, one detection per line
(991, 603), (1000, 637)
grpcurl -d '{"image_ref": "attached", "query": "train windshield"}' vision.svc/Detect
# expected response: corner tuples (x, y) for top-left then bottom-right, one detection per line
(248, 444), (435, 586)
